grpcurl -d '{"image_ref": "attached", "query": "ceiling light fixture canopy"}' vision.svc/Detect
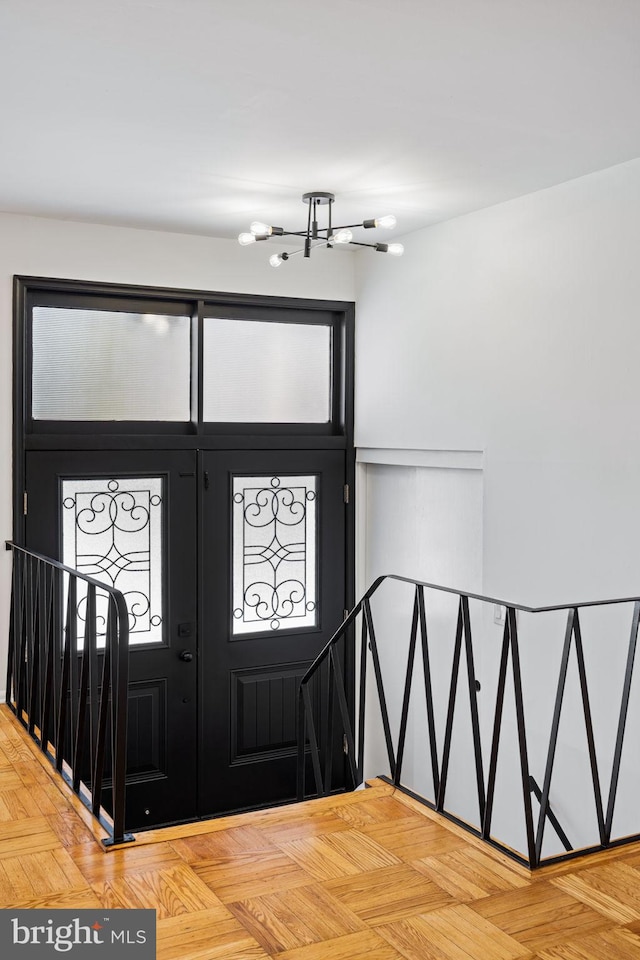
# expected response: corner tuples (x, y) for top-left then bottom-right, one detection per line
(238, 191), (404, 266)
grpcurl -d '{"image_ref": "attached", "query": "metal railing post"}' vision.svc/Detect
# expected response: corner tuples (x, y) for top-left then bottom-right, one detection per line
(605, 600), (640, 841)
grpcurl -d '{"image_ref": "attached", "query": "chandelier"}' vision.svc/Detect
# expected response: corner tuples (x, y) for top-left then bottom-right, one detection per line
(238, 191), (404, 267)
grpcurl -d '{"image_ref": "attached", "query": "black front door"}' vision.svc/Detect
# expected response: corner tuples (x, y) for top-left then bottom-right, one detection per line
(25, 449), (199, 830)
(24, 447), (347, 827)
(199, 449), (346, 815)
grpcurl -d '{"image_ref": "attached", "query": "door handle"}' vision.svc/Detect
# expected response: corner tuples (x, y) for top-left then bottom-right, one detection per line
(179, 650), (194, 662)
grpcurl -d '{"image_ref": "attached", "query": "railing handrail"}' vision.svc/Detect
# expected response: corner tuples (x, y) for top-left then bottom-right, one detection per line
(5, 540), (132, 847)
(6, 542), (131, 608)
(356, 573), (640, 615)
(300, 573), (640, 689)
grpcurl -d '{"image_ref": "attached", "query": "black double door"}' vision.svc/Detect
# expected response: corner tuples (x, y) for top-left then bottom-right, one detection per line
(25, 447), (346, 829)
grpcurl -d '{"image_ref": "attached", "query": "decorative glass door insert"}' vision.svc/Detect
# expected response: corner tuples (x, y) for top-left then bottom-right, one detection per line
(61, 477), (164, 645)
(232, 475), (318, 635)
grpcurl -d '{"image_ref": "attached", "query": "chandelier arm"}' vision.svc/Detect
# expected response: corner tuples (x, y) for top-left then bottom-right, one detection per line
(259, 224), (385, 237)
(331, 222), (368, 231)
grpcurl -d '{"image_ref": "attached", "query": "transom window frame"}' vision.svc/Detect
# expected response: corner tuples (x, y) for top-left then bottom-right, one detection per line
(14, 277), (355, 570)
(15, 278), (351, 440)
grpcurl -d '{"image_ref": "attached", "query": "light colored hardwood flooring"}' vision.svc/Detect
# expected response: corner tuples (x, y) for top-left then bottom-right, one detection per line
(1, 704), (640, 959)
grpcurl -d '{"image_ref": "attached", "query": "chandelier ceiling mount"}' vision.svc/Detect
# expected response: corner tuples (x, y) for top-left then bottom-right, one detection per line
(238, 191), (404, 267)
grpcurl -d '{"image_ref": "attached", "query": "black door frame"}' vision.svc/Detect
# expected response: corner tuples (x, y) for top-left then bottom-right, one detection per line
(13, 275), (356, 821)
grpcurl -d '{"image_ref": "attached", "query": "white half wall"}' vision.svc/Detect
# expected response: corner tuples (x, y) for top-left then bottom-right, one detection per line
(0, 212), (356, 698)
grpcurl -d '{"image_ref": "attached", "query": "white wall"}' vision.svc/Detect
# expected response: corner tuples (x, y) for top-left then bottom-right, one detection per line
(356, 156), (640, 602)
(0, 212), (356, 695)
(355, 156), (640, 856)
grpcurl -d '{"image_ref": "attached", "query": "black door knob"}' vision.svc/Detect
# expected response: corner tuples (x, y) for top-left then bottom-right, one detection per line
(179, 650), (194, 662)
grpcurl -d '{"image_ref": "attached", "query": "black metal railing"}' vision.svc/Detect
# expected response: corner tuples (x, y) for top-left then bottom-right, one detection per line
(5, 542), (132, 846)
(297, 575), (640, 869)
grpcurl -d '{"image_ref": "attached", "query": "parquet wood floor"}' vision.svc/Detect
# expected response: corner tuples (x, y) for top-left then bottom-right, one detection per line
(1, 704), (640, 959)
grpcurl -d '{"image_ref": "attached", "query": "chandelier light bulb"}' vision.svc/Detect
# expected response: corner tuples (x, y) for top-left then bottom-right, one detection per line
(250, 221), (272, 236)
(331, 229), (353, 244)
(238, 232), (256, 246)
(375, 215), (397, 229)
(269, 253), (284, 267)
(376, 242), (405, 256)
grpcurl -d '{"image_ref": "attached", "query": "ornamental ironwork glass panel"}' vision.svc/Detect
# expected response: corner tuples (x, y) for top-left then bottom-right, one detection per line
(32, 307), (191, 421)
(203, 318), (332, 422)
(62, 477), (164, 646)
(232, 475), (318, 635)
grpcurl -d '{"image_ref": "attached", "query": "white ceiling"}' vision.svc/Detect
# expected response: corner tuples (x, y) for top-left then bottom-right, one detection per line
(1, 0), (640, 242)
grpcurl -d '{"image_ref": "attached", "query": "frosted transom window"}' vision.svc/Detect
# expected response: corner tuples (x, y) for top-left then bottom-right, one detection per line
(62, 477), (164, 646)
(32, 307), (191, 421)
(232, 475), (318, 635)
(203, 318), (332, 422)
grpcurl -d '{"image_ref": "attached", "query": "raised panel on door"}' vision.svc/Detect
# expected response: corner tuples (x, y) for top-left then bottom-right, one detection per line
(25, 450), (198, 830)
(199, 449), (346, 815)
